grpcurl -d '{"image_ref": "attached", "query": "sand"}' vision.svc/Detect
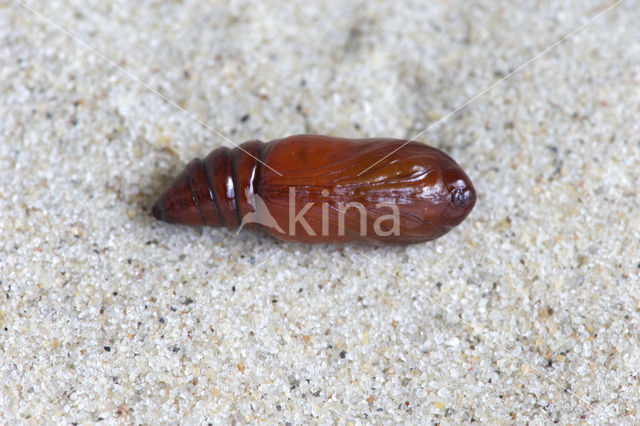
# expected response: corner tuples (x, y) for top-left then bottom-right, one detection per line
(1, 0), (639, 423)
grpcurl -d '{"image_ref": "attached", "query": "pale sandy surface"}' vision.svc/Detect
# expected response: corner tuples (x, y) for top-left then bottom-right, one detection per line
(1, 0), (640, 424)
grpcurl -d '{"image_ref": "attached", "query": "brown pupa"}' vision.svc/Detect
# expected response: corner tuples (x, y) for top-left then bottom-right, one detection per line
(152, 135), (476, 244)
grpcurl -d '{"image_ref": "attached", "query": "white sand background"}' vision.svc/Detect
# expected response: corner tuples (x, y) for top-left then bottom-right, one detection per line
(1, 0), (639, 423)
